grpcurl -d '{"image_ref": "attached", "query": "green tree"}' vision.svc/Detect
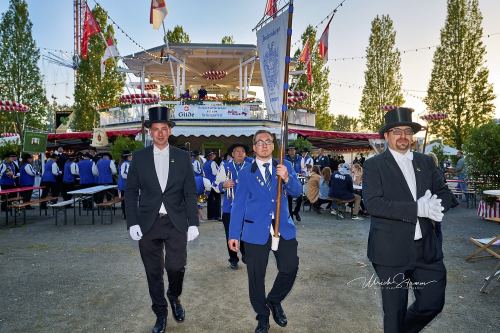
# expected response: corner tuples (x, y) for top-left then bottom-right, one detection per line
(110, 136), (144, 162)
(293, 25), (331, 130)
(359, 15), (404, 132)
(463, 122), (499, 188)
(221, 35), (234, 44)
(289, 137), (312, 153)
(72, 5), (124, 131)
(166, 25), (190, 43)
(331, 115), (360, 132)
(425, 0), (495, 149)
(0, 0), (48, 136)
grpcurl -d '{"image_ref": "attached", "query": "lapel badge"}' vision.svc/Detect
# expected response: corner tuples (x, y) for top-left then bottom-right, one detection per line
(171, 159), (175, 163)
(416, 167), (421, 172)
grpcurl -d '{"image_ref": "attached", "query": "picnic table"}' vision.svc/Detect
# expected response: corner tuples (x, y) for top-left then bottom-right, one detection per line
(0, 186), (42, 225)
(67, 185), (117, 225)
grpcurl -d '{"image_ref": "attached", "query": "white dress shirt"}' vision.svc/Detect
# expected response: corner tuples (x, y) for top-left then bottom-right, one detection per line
(256, 158), (274, 220)
(52, 162), (61, 176)
(92, 160), (117, 176)
(389, 148), (422, 240)
(153, 145), (170, 214)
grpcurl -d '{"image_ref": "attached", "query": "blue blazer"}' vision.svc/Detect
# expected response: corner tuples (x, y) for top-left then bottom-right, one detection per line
(229, 159), (302, 245)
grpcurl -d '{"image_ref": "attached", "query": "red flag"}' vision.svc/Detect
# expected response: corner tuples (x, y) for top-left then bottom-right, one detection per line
(299, 40), (313, 84)
(81, 4), (101, 59)
(318, 18), (332, 63)
(265, 0), (277, 17)
(150, 0), (168, 30)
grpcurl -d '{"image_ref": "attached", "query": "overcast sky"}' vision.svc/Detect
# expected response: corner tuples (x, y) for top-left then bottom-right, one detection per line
(1, 0), (499, 120)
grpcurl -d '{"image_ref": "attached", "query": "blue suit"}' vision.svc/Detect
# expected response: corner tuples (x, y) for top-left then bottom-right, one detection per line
(229, 159), (302, 245)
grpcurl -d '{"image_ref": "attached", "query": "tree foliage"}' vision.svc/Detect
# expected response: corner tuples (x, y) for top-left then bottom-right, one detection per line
(166, 25), (190, 43)
(331, 115), (360, 132)
(72, 5), (124, 131)
(110, 135), (144, 162)
(359, 15), (404, 132)
(425, 0), (495, 149)
(293, 25), (331, 130)
(221, 35), (234, 44)
(463, 122), (499, 186)
(289, 137), (312, 153)
(0, 0), (48, 136)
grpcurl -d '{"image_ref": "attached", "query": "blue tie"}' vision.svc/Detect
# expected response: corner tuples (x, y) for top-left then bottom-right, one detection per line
(263, 162), (272, 191)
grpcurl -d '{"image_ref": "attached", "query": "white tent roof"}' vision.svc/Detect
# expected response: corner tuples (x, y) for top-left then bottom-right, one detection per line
(135, 126), (280, 141)
(424, 142), (458, 155)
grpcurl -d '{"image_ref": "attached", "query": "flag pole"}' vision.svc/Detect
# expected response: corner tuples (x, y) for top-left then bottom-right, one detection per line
(272, 1), (294, 252)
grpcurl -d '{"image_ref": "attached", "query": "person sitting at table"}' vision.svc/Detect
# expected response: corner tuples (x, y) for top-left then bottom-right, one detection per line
(329, 163), (363, 220)
(62, 155), (79, 201)
(0, 151), (19, 211)
(351, 163), (368, 216)
(307, 165), (332, 214)
(93, 152), (117, 204)
(40, 153), (61, 208)
(19, 153), (37, 208)
(77, 153), (97, 209)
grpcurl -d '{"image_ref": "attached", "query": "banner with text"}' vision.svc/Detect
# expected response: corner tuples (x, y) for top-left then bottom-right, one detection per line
(256, 10), (288, 116)
(173, 104), (251, 120)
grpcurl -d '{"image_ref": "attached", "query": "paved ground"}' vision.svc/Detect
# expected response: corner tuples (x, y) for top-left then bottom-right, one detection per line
(0, 203), (498, 333)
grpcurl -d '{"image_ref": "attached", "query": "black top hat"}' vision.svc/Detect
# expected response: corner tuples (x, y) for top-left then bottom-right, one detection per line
(227, 143), (250, 155)
(145, 106), (176, 128)
(21, 152), (32, 160)
(121, 150), (132, 157)
(191, 150), (201, 157)
(301, 148), (310, 153)
(287, 145), (296, 150)
(379, 107), (422, 136)
(100, 152), (112, 159)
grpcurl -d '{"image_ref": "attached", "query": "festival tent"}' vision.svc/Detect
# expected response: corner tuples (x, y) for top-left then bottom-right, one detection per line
(288, 128), (381, 152)
(424, 141), (458, 155)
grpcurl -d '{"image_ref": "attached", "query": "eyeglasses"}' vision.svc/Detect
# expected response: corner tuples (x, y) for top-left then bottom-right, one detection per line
(388, 128), (414, 136)
(254, 140), (274, 147)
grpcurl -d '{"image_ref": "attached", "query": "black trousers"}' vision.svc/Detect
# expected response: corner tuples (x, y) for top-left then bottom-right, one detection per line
(245, 235), (299, 321)
(372, 240), (446, 333)
(139, 215), (187, 317)
(120, 190), (126, 218)
(40, 181), (58, 208)
(62, 182), (74, 201)
(21, 189), (33, 204)
(94, 183), (114, 204)
(287, 195), (302, 215)
(79, 183), (95, 208)
(207, 188), (221, 220)
(221, 212), (245, 264)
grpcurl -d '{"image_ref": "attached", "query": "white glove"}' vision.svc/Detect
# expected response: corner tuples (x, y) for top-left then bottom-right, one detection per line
(187, 226), (199, 242)
(428, 194), (444, 222)
(129, 225), (143, 241)
(417, 190), (433, 218)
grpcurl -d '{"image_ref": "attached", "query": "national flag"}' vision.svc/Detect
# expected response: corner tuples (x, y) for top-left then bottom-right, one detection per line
(150, 0), (168, 30)
(265, 0), (277, 17)
(298, 40), (312, 84)
(81, 4), (101, 59)
(318, 16), (333, 63)
(101, 37), (119, 76)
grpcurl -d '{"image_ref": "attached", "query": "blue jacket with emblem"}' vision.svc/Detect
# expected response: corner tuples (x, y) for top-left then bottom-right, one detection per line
(218, 160), (251, 213)
(229, 159), (302, 245)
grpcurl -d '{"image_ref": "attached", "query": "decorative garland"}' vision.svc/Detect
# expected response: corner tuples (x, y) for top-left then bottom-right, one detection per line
(0, 100), (30, 112)
(381, 105), (398, 111)
(120, 93), (160, 105)
(420, 113), (448, 121)
(135, 83), (158, 91)
(287, 90), (308, 103)
(202, 70), (227, 80)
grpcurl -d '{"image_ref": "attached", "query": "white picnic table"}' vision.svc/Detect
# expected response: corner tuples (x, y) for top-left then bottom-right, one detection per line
(68, 185), (117, 224)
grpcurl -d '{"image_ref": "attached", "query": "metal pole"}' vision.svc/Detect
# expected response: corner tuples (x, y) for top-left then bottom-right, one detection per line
(141, 65), (145, 145)
(272, 1), (294, 250)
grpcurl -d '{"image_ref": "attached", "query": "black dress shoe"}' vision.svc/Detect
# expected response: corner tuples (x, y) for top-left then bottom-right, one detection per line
(230, 261), (239, 270)
(255, 318), (270, 333)
(266, 300), (288, 327)
(294, 212), (301, 221)
(152, 316), (166, 333)
(168, 296), (185, 323)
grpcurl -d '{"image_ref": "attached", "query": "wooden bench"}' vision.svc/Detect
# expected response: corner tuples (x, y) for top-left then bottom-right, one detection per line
(96, 197), (123, 224)
(49, 199), (79, 225)
(7, 201), (32, 225)
(329, 197), (355, 219)
(30, 196), (56, 216)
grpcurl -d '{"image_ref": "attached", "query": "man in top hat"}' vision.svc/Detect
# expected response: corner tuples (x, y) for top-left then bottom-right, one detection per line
(228, 130), (302, 333)
(125, 106), (199, 333)
(214, 143), (251, 270)
(362, 107), (454, 333)
(203, 150), (220, 220)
